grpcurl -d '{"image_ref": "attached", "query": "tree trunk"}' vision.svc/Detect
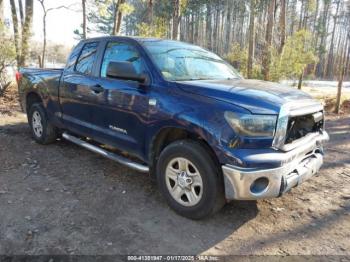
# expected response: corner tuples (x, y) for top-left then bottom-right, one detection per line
(262, 0), (275, 81)
(41, 12), (47, 68)
(82, 0), (87, 39)
(297, 71), (303, 90)
(345, 41), (350, 81)
(325, 0), (340, 79)
(335, 37), (348, 113)
(302, 0), (309, 28)
(10, 0), (21, 67)
(213, 7), (220, 53)
(312, 0), (320, 34)
(219, 8), (225, 55)
(38, 0), (47, 68)
(18, 0), (24, 26)
(316, 0), (331, 78)
(298, 0), (304, 30)
(115, 0), (125, 35)
(224, 0), (233, 53)
(206, 3), (212, 50)
(194, 11), (199, 45)
(180, 16), (185, 40)
(21, 0), (34, 67)
(112, 0), (120, 35)
(239, 6), (245, 47)
(0, 0), (4, 24)
(289, 0), (297, 34)
(190, 13), (194, 43)
(279, 0), (286, 53)
(148, 0), (153, 29)
(172, 0), (180, 40)
(334, 26), (344, 77)
(312, 0), (320, 67)
(335, 67), (344, 114)
(247, 0), (255, 79)
(38, 55), (42, 68)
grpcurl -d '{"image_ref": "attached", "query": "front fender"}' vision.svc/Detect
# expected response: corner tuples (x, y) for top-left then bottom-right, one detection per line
(145, 85), (251, 166)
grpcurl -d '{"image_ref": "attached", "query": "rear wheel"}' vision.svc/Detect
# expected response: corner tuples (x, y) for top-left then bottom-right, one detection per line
(28, 103), (58, 144)
(157, 140), (225, 219)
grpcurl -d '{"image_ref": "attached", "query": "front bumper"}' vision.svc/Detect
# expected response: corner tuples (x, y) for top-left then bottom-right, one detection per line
(222, 131), (329, 200)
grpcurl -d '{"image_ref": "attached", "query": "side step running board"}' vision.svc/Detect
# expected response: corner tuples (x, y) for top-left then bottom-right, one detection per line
(62, 132), (149, 173)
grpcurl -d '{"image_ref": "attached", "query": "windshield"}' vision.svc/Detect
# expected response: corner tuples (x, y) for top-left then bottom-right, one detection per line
(142, 40), (241, 81)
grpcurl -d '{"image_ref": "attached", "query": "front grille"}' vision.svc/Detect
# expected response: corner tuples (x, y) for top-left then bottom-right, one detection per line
(285, 111), (324, 144)
(272, 100), (324, 150)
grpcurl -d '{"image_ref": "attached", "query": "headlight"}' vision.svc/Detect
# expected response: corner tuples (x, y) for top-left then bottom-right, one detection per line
(224, 111), (277, 137)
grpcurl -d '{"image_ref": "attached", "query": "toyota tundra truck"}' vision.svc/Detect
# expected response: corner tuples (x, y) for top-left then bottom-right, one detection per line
(17, 36), (329, 219)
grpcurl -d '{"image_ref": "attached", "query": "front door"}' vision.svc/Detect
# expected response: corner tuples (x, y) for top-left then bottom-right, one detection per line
(90, 41), (150, 160)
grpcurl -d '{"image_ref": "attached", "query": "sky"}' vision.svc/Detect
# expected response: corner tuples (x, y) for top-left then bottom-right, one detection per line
(3, 0), (348, 48)
(4, 0), (87, 47)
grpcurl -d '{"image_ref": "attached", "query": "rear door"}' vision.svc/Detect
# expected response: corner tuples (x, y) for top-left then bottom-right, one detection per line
(89, 40), (151, 160)
(60, 41), (102, 136)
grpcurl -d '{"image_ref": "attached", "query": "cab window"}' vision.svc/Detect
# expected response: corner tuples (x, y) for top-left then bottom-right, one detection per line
(101, 42), (144, 78)
(75, 42), (98, 75)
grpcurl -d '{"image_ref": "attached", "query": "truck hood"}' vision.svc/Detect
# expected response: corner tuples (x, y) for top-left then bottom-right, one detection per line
(176, 79), (313, 114)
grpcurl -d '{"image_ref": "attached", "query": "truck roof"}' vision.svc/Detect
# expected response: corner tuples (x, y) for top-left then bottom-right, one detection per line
(80, 36), (192, 47)
(81, 36), (161, 43)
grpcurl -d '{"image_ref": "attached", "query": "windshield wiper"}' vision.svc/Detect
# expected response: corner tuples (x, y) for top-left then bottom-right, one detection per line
(176, 77), (211, 81)
(175, 76), (240, 81)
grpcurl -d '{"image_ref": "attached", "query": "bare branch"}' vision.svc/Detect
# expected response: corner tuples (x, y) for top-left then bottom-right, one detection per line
(46, 3), (81, 13)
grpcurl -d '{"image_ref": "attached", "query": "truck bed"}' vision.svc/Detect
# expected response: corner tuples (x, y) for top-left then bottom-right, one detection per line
(18, 67), (64, 113)
(19, 67), (63, 82)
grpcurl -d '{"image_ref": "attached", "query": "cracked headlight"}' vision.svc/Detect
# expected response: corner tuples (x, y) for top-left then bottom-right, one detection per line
(224, 111), (277, 138)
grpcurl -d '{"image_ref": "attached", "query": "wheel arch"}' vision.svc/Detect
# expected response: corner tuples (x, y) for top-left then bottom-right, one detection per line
(148, 126), (221, 179)
(25, 91), (43, 113)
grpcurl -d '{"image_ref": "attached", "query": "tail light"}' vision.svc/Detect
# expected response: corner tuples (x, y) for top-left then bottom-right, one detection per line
(15, 71), (22, 83)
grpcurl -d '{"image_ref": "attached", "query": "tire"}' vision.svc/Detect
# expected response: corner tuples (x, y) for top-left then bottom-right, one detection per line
(156, 140), (225, 219)
(28, 103), (58, 144)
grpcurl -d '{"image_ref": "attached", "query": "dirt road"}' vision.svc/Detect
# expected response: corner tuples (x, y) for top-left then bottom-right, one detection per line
(0, 93), (349, 255)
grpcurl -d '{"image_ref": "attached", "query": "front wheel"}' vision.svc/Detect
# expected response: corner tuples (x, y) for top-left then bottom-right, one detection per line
(156, 140), (225, 219)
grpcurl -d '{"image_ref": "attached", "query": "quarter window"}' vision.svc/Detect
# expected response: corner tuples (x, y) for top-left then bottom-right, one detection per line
(101, 42), (144, 78)
(75, 42), (98, 75)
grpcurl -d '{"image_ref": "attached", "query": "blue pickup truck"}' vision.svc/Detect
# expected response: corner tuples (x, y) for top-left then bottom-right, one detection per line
(17, 36), (329, 219)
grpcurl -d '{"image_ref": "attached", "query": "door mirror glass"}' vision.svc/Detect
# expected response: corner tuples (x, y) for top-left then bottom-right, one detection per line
(106, 61), (146, 83)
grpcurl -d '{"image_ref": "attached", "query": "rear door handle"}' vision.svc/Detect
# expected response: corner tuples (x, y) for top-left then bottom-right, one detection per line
(90, 84), (104, 94)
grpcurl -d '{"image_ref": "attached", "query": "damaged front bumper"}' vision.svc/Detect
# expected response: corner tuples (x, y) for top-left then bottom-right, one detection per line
(222, 131), (329, 200)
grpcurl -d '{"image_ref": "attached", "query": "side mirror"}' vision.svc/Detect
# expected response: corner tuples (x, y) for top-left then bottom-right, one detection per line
(106, 61), (146, 83)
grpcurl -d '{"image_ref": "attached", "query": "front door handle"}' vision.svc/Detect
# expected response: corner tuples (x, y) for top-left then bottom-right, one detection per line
(90, 84), (104, 94)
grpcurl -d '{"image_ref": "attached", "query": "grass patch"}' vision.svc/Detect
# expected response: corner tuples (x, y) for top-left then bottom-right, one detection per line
(299, 86), (350, 114)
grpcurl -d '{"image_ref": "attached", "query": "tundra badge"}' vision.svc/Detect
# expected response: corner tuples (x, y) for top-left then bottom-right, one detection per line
(109, 125), (127, 135)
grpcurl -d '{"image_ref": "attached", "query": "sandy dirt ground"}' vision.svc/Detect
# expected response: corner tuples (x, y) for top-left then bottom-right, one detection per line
(0, 85), (349, 256)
